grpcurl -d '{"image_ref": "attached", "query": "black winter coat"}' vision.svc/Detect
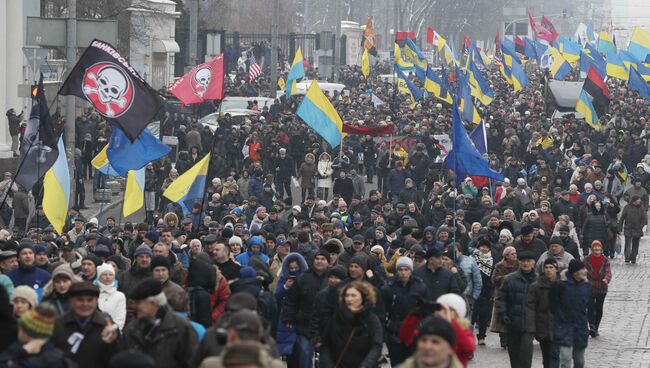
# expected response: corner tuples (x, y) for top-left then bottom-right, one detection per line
(550, 277), (591, 348)
(413, 266), (461, 302)
(281, 269), (329, 338)
(121, 305), (198, 368)
(320, 307), (383, 368)
(0, 342), (72, 368)
(582, 212), (609, 249)
(495, 269), (536, 332)
(381, 276), (428, 342)
(51, 310), (119, 368)
(525, 274), (556, 341)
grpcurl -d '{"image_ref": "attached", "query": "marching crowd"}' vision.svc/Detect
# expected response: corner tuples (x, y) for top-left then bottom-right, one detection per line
(1, 54), (650, 368)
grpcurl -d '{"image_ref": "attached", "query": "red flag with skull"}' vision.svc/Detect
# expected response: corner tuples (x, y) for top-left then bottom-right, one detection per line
(167, 54), (225, 107)
(58, 39), (164, 142)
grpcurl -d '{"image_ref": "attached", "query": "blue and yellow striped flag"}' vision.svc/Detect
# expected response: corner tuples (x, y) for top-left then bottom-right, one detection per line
(124, 168), (145, 217)
(286, 47), (305, 97)
(163, 153), (211, 215)
(43, 137), (70, 234)
(91, 145), (119, 176)
(296, 81), (345, 148)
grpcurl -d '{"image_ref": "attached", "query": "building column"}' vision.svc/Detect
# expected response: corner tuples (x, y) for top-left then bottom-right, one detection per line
(0, 0), (25, 158)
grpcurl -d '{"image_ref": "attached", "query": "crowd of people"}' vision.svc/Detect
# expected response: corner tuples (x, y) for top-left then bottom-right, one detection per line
(1, 46), (650, 368)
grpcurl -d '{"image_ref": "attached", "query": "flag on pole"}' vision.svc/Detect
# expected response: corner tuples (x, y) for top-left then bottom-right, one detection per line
(628, 27), (650, 63)
(445, 101), (503, 186)
(598, 31), (617, 54)
(576, 67), (611, 131)
(42, 137), (69, 234)
(15, 75), (58, 191)
(286, 47), (305, 97)
(629, 66), (650, 99)
(469, 122), (488, 155)
(363, 17), (378, 56)
(361, 48), (371, 77)
(247, 54), (262, 81)
(106, 127), (171, 177)
(167, 54), (225, 106)
(58, 39), (164, 142)
(123, 168), (145, 217)
(277, 77), (286, 90)
(296, 81), (345, 148)
(163, 153), (211, 215)
(424, 65), (452, 104)
(606, 52), (629, 81)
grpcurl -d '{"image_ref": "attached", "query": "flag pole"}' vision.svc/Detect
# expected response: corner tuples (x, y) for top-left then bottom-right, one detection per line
(117, 186), (126, 227)
(200, 127), (220, 215)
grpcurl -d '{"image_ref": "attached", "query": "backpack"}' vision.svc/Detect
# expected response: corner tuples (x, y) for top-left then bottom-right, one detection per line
(256, 287), (275, 324)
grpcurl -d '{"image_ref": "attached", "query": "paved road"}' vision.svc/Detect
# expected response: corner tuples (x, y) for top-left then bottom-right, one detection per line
(472, 236), (650, 367)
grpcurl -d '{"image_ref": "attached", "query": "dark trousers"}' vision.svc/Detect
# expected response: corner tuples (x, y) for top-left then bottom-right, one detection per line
(471, 297), (492, 339)
(365, 164), (375, 183)
(300, 187), (314, 203)
(75, 180), (85, 207)
(589, 293), (606, 331)
(277, 177), (292, 203)
(386, 340), (412, 367)
(506, 329), (533, 368)
(624, 235), (641, 262)
(539, 339), (556, 368)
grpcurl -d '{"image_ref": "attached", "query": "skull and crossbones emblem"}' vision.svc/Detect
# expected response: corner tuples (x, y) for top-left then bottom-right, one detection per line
(191, 66), (212, 97)
(82, 63), (133, 117)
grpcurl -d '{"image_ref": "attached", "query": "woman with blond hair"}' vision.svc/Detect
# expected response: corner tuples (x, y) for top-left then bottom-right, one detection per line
(317, 152), (334, 201)
(320, 281), (383, 368)
(297, 153), (317, 202)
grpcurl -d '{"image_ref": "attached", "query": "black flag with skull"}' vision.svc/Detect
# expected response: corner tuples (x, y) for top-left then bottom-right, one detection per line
(58, 39), (165, 142)
(15, 74), (59, 192)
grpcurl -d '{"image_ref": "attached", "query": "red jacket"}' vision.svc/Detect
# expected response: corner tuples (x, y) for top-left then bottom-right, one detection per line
(210, 274), (232, 322)
(584, 254), (612, 295)
(451, 319), (476, 367)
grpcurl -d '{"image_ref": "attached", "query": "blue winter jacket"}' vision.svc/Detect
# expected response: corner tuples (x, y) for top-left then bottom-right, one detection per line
(550, 276), (591, 348)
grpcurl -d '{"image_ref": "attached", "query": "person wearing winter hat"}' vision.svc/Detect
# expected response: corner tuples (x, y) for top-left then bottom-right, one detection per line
(619, 194), (647, 263)
(81, 253), (100, 282)
(414, 247), (460, 302)
(42, 263), (81, 316)
(535, 236), (574, 275)
(436, 293), (476, 366)
(96, 263), (126, 331)
(0, 304), (70, 367)
(117, 244), (153, 311)
(550, 258), (591, 368)
(584, 240), (611, 338)
(143, 231), (159, 247)
(496, 249), (537, 368)
(400, 316), (463, 368)
(382, 256), (427, 366)
(6, 240), (51, 299)
(11, 286), (38, 318)
(122, 277), (197, 368)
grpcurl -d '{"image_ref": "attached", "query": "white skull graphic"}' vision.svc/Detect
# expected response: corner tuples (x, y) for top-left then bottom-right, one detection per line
(96, 67), (128, 104)
(194, 67), (212, 94)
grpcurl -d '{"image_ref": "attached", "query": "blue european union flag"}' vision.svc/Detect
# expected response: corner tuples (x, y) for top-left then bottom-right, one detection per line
(107, 127), (172, 176)
(469, 122), (487, 155)
(445, 101), (504, 186)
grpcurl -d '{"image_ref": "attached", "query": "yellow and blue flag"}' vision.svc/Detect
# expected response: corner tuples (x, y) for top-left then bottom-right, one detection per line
(296, 81), (345, 148)
(43, 137), (70, 234)
(396, 66), (422, 109)
(424, 65), (452, 104)
(123, 168), (145, 218)
(91, 145), (119, 176)
(444, 101), (503, 186)
(467, 58), (494, 105)
(106, 127), (171, 177)
(163, 153), (211, 214)
(580, 50), (606, 79)
(629, 66), (650, 99)
(524, 38), (538, 61)
(598, 31), (617, 55)
(576, 90), (601, 130)
(556, 36), (581, 63)
(549, 47), (573, 80)
(404, 39), (428, 81)
(510, 59), (529, 92)
(393, 43), (414, 70)
(286, 47), (305, 97)
(619, 50), (642, 70)
(628, 27), (650, 63)
(606, 52), (629, 81)
(457, 69), (481, 124)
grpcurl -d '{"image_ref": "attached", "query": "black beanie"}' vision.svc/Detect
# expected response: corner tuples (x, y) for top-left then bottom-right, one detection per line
(150, 255), (171, 271)
(417, 316), (456, 346)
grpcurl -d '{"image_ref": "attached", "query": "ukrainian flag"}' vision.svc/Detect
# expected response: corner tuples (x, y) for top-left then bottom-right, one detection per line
(556, 36), (581, 63)
(42, 137), (70, 234)
(286, 47), (305, 97)
(424, 65), (452, 104)
(163, 153), (211, 214)
(296, 81), (345, 148)
(457, 69), (481, 124)
(619, 50), (641, 70)
(549, 47), (573, 80)
(91, 145), (120, 176)
(629, 66), (650, 99)
(628, 27), (650, 63)
(467, 59), (494, 105)
(510, 60), (529, 92)
(606, 52), (629, 81)
(598, 31), (617, 55)
(404, 39), (427, 81)
(123, 168), (145, 218)
(395, 66), (422, 109)
(576, 90), (602, 131)
(394, 43), (414, 70)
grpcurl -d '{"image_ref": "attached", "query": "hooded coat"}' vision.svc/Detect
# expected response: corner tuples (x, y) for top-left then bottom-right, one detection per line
(235, 240), (270, 266)
(188, 258), (217, 328)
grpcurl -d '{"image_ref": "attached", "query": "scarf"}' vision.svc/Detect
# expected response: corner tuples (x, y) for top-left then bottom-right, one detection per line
(473, 251), (494, 277)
